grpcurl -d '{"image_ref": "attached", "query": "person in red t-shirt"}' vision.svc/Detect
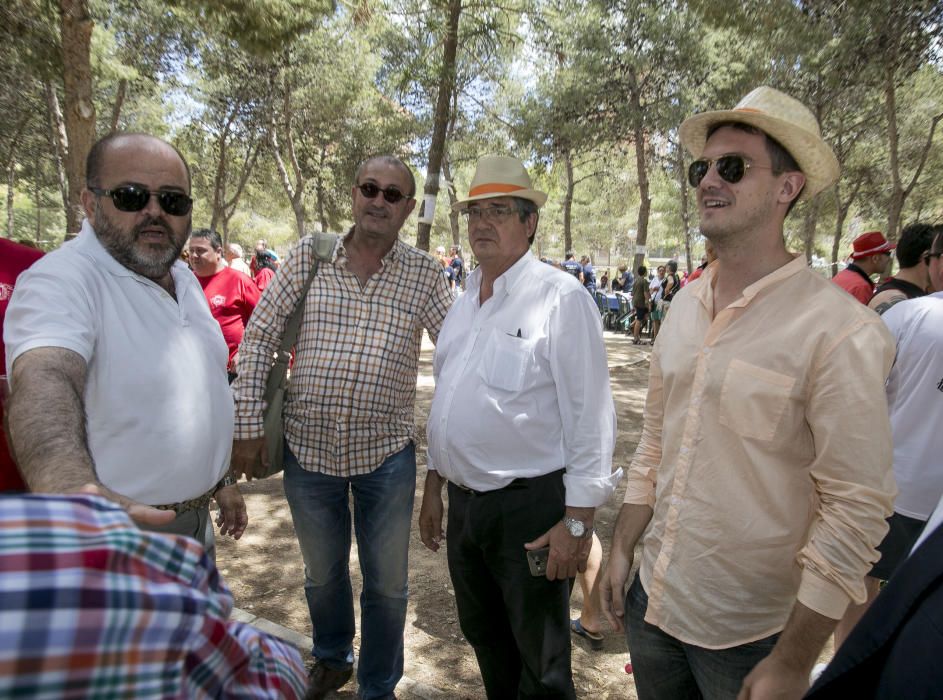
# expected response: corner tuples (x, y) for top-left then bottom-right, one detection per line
(1, 238), (44, 491)
(253, 249), (278, 292)
(188, 229), (260, 381)
(833, 231), (895, 304)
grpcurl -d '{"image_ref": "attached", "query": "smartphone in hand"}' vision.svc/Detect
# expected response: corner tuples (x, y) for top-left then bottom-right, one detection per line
(526, 546), (551, 577)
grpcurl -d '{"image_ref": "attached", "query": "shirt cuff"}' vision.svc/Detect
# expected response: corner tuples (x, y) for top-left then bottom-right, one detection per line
(563, 468), (623, 508)
(623, 477), (656, 508)
(233, 422), (265, 441)
(796, 568), (851, 620)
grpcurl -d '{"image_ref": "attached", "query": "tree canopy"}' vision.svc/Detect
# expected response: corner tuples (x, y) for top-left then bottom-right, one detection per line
(3, 0), (942, 275)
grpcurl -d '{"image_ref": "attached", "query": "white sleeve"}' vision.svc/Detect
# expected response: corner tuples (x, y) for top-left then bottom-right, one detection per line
(4, 259), (97, 380)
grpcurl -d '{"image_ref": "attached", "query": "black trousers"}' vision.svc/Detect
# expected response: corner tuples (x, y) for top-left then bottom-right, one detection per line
(446, 471), (576, 700)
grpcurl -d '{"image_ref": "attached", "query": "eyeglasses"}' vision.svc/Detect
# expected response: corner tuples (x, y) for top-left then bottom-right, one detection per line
(924, 251), (943, 263)
(88, 185), (193, 216)
(688, 155), (772, 188)
(460, 205), (518, 222)
(356, 182), (411, 204)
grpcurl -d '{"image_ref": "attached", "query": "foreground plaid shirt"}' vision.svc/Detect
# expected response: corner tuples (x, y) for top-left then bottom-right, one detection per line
(234, 231), (452, 476)
(0, 494), (307, 699)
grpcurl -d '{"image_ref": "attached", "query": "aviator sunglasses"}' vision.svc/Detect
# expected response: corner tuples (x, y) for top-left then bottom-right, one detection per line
(688, 155), (771, 188)
(356, 182), (411, 204)
(89, 185), (193, 216)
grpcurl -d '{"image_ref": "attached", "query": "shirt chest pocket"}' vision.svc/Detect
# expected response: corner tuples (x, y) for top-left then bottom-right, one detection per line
(477, 331), (537, 393)
(718, 359), (796, 441)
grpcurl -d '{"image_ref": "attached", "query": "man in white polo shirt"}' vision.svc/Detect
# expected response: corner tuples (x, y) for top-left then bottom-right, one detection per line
(4, 132), (245, 558)
(834, 226), (943, 648)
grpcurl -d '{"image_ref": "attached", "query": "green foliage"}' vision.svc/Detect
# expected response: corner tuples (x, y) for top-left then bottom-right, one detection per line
(3, 0), (943, 260)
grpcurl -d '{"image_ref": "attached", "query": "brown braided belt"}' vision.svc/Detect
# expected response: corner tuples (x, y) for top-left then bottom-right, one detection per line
(153, 490), (214, 515)
(152, 474), (236, 515)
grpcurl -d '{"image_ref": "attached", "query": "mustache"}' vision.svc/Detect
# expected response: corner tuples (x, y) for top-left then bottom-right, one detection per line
(132, 217), (172, 238)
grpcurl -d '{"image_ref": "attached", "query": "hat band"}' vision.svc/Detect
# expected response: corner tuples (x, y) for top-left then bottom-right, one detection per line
(468, 183), (527, 197)
(853, 244), (892, 257)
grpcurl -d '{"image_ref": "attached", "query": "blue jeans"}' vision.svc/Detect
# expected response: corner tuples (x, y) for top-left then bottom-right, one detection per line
(626, 575), (779, 700)
(283, 441), (416, 700)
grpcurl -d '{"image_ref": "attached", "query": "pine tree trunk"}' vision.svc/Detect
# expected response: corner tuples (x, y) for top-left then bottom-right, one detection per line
(442, 156), (460, 245)
(59, 0), (96, 233)
(677, 145), (692, 273)
(562, 149), (574, 255)
(43, 81), (69, 215)
(416, 0), (461, 251)
(632, 110), (650, 273)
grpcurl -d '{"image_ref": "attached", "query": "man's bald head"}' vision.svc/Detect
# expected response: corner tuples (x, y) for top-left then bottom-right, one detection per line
(86, 133), (191, 190)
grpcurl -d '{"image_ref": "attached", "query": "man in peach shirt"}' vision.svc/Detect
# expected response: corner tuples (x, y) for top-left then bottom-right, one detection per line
(600, 87), (896, 700)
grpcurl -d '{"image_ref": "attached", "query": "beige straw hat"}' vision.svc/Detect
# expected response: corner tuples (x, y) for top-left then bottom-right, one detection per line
(679, 86), (840, 200)
(452, 155), (547, 210)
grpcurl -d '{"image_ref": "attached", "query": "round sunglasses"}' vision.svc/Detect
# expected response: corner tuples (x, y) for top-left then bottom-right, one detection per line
(356, 182), (411, 204)
(89, 185), (193, 216)
(688, 155), (772, 188)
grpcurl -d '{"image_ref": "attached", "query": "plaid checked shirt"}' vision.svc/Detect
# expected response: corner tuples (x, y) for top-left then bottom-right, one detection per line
(0, 494), (308, 699)
(233, 231), (453, 476)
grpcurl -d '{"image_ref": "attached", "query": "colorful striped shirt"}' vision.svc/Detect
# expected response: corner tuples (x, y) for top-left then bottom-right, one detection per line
(0, 494), (307, 699)
(233, 231), (453, 476)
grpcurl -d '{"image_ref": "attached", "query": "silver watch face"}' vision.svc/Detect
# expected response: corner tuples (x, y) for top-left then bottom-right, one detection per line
(564, 517), (586, 537)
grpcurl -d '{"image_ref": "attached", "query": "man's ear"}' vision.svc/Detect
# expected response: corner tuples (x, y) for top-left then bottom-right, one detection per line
(80, 188), (97, 220)
(779, 172), (806, 206)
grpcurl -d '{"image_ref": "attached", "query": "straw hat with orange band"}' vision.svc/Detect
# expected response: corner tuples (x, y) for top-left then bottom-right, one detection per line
(452, 155), (547, 210)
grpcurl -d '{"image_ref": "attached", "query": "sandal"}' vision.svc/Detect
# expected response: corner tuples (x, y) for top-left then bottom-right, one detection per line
(570, 618), (604, 651)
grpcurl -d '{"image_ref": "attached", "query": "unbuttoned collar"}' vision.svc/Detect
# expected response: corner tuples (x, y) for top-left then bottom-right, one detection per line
(336, 226), (402, 271)
(466, 250), (534, 301)
(695, 253), (808, 311)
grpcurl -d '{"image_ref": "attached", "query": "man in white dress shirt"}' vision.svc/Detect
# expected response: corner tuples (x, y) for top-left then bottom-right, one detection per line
(419, 155), (619, 699)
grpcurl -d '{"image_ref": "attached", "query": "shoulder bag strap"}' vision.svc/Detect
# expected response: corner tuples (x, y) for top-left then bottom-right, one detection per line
(263, 233), (339, 403)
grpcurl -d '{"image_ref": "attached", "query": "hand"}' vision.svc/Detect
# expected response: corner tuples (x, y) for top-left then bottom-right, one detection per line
(525, 521), (593, 580)
(76, 482), (177, 527)
(231, 437), (267, 481)
(419, 471), (445, 552)
(213, 483), (248, 539)
(599, 545), (634, 632)
(737, 653), (811, 700)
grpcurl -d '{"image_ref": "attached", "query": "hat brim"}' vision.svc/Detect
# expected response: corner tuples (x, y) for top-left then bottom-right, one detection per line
(452, 188), (547, 211)
(679, 110), (840, 201)
(850, 243), (895, 259)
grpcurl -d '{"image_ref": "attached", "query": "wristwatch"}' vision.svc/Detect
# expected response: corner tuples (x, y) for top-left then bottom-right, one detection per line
(562, 516), (593, 539)
(214, 473), (237, 493)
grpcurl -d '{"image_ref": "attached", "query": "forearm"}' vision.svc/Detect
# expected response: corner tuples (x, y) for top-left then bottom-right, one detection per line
(7, 348), (95, 492)
(611, 502), (654, 556)
(424, 468), (446, 491)
(768, 602), (837, 672)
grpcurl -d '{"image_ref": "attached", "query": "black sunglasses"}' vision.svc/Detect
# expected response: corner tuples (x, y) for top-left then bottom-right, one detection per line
(688, 155), (771, 188)
(924, 251), (943, 263)
(89, 185), (193, 216)
(356, 182), (411, 204)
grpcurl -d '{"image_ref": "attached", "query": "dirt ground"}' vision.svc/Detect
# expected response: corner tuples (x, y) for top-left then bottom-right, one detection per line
(215, 332), (663, 698)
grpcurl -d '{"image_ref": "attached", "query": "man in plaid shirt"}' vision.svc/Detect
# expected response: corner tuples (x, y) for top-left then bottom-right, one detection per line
(0, 492), (307, 699)
(232, 155), (453, 699)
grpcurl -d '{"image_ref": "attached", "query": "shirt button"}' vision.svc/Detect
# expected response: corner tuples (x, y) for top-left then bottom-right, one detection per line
(680, 447), (689, 455)
(670, 495), (681, 506)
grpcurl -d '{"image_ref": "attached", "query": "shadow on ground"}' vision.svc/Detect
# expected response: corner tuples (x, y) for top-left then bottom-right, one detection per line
(217, 330), (651, 698)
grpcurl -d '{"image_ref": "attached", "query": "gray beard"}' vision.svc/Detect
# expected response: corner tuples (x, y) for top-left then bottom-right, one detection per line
(93, 208), (189, 280)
